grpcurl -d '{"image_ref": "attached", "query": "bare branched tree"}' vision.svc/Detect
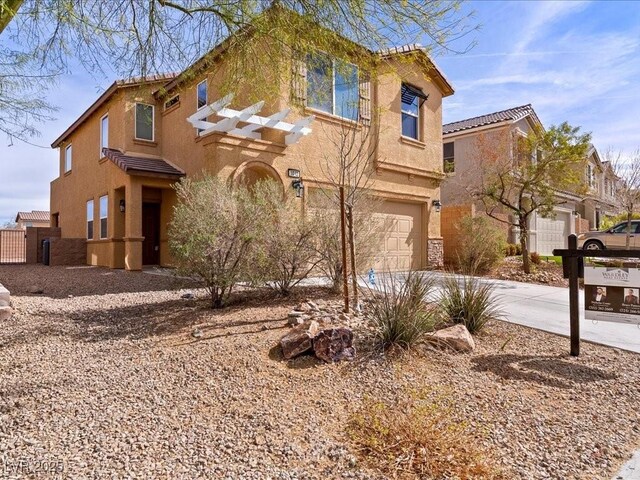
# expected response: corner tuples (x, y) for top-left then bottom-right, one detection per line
(312, 101), (382, 309)
(0, 1), (476, 140)
(605, 147), (640, 247)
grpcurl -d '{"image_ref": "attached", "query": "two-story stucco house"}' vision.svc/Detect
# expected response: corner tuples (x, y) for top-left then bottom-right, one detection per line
(50, 38), (453, 271)
(579, 145), (620, 230)
(440, 104), (584, 256)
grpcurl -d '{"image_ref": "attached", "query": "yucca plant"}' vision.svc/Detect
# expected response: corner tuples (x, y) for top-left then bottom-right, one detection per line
(439, 275), (503, 334)
(364, 270), (439, 349)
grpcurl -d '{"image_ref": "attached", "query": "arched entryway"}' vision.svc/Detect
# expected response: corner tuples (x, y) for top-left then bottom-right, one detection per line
(232, 160), (285, 195)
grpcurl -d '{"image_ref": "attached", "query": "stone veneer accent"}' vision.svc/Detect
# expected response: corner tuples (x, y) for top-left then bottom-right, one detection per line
(50, 238), (87, 266)
(427, 238), (444, 269)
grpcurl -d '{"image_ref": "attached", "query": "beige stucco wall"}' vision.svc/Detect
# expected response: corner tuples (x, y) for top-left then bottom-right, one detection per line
(51, 51), (448, 270)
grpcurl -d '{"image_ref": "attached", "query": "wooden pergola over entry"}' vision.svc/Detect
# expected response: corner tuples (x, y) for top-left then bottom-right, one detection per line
(186, 94), (314, 145)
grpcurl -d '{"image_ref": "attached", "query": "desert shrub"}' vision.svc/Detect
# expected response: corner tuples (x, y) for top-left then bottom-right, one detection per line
(504, 243), (518, 256)
(456, 215), (506, 274)
(439, 275), (503, 334)
(169, 176), (270, 308)
(251, 181), (321, 295)
(514, 242), (522, 256)
(364, 270), (439, 349)
(348, 388), (507, 479)
(530, 252), (541, 265)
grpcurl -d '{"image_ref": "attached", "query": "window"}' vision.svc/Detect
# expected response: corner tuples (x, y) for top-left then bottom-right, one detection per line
(197, 80), (207, 109)
(443, 142), (455, 173)
(306, 53), (359, 121)
(100, 114), (109, 157)
(64, 144), (72, 172)
(99, 195), (108, 239)
(401, 83), (426, 140)
(87, 200), (94, 240)
(164, 95), (179, 110)
(135, 103), (154, 141)
(612, 222), (640, 234)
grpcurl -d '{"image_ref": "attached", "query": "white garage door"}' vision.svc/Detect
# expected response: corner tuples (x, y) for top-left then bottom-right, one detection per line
(373, 202), (422, 271)
(536, 211), (570, 255)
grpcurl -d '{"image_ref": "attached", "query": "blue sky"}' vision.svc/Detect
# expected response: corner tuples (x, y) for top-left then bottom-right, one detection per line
(1, 0), (639, 225)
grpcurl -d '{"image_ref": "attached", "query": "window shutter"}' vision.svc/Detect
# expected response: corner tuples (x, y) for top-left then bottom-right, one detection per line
(359, 72), (371, 125)
(291, 56), (307, 107)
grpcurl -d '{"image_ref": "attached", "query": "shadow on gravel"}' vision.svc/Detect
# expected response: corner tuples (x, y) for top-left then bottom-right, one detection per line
(471, 354), (618, 389)
(66, 299), (201, 342)
(0, 264), (196, 299)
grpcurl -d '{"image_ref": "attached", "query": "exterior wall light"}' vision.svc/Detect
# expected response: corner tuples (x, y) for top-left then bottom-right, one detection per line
(432, 199), (442, 213)
(119, 199), (126, 213)
(292, 179), (304, 198)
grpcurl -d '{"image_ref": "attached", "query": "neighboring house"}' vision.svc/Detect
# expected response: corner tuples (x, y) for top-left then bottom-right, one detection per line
(50, 38), (453, 271)
(578, 145), (620, 230)
(15, 211), (50, 229)
(441, 104), (582, 256)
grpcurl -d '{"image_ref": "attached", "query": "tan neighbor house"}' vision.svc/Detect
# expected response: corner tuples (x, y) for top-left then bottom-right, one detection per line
(440, 104), (585, 257)
(579, 145), (621, 230)
(15, 210), (50, 229)
(50, 41), (453, 271)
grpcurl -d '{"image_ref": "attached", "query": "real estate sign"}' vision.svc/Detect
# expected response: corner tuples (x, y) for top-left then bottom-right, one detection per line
(584, 265), (640, 324)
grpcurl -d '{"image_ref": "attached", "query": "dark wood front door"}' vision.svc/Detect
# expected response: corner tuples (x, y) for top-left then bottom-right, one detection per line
(142, 202), (161, 265)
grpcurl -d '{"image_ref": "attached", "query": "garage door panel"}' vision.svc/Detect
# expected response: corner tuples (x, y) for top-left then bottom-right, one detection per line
(536, 212), (570, 256)
(373, 202), (422, 272)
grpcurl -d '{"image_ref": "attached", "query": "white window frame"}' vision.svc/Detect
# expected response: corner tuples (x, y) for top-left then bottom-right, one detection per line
(99, 195), (108, 239)
(400, 83), (421, 141)
(134, 103), (155, 142)
(64, 144), (72, 173)
(196, 80), (208, 110)
(100, 114), (109, 157)
(87, 199), (94, 240)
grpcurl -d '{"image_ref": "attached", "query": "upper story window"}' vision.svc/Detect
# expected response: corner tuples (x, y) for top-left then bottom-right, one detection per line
(587, 164), (596, 188)
(99, 195), (108, 239)
(135, 103), (154, 141)
(197, 80), (208, 109)
(443, 142), (455, 173)
(87, 200), (94, 240)
(164, 95), (179, 110)
(401, 83), (427, 140)
(64, 144), (72, 173)
(307, 53), (359, 121)
(100, 114), (109, 157)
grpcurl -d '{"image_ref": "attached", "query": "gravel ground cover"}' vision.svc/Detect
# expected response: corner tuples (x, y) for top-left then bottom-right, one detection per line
(0, 265), (639, 479)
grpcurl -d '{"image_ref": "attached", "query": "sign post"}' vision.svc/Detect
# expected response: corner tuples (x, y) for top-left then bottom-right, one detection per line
(567, 235), (580, 356)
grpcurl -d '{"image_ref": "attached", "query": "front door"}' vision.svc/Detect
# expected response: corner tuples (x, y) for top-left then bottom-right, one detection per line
(142, 203), (161, 265)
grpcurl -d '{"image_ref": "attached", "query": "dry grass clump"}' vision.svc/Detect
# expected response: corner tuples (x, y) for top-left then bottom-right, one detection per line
(348, 388), (507, 480)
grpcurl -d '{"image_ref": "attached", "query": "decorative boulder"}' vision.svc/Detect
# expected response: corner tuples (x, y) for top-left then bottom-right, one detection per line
(0, 305), (12, 321)
(313, 327), (355, 363)
(280, 320), (321, 359)
(425, 324), (475, 352)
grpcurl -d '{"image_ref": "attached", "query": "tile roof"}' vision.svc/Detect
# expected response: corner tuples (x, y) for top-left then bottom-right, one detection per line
(16, 211), (50, 222)
(51, 74), (177, 148)
(103, 148), (185, 178)
(443, 104), (539, 135)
